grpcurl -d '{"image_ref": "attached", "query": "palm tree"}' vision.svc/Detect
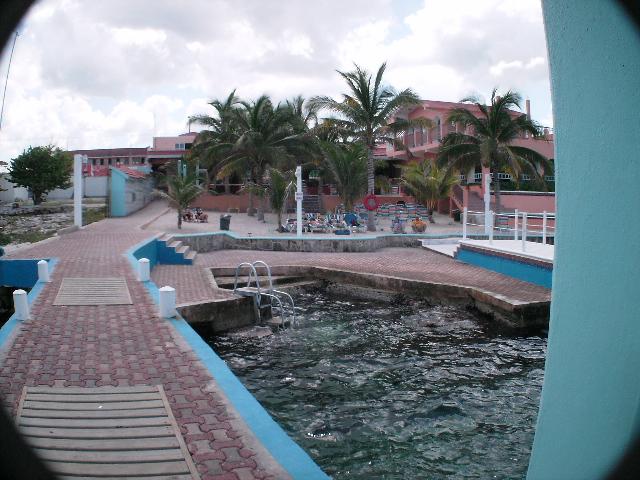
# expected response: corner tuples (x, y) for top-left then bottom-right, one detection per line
(437, 89), (551, 213)
(310, 62), (423, 231)
(189, 90), (241, 189)
(160, 172), (203, 229)
(320, 142), (368, 212)
(258, 167), (295, 231)
(223, 96), (314, 220)
(401, 160), (459, 223)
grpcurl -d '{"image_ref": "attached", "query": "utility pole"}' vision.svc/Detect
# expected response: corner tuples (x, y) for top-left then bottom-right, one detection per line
(0, 31), (19, 131)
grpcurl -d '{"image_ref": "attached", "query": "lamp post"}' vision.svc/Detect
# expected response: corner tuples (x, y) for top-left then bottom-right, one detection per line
(295, 165), (303, 237)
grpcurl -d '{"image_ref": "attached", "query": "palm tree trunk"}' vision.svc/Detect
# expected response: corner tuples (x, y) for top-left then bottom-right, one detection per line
(318, 175), (324, 213)
(257, 195), (265, 222)
(277, 210), (282, 232)
(366, 148), (376, 231)
(177, 208), (182, 229)
(247, 190), (255, 216)
(494, 178), (502, 214)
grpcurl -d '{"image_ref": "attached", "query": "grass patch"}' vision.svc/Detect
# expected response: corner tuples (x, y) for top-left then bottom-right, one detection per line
(84, 207), (107, 225)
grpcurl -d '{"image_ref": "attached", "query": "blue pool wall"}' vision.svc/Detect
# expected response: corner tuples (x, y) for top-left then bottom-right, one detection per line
(0, 258), (58, 348)
(528, 1), (640, 479)
(128, 236), (192, 268)
(455, 248), (552, 289)
(125, 238), (329, 479)
(0, 258), (52, 288)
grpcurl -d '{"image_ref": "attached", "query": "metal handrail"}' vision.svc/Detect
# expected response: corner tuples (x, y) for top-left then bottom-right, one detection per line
(252, 260), (274, 293)
(233, 262), (261, 304)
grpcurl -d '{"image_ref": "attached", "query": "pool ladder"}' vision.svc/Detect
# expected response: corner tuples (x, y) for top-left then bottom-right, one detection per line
(233, 261), (297, 329)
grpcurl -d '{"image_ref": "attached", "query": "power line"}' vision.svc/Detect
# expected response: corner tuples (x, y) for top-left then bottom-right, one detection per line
(0, 30), (19, 131)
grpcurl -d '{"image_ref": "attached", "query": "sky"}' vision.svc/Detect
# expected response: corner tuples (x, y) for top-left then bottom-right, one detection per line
(0, 0), (552, 167)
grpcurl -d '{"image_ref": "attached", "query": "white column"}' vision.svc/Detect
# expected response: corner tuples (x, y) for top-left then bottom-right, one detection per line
(489, 210), (494, 244)
(13, 289), (29, 320)
(37, 260), (50, 283)
(484, 172), (491, 234)
(73, 154), (83, 227)
(522, 212), (528, 252)
(138, 258), (150, 282)
(514, 209), (519, 240)
(295, 165), (303, 238)
(462, 207), (468, 240)
(159, 286), (176, 318)
(542, 211), (548, 245)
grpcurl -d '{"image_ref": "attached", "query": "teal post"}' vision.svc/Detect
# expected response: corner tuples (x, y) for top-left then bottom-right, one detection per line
(528, 1), (640, 478)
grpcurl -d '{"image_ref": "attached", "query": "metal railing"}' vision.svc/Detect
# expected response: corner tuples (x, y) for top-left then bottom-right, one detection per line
(462, 207), (556, 251)
(233, 260), (296, 328)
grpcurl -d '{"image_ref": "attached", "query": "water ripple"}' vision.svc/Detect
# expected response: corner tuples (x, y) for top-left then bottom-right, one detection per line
(204, 291), (547, 479)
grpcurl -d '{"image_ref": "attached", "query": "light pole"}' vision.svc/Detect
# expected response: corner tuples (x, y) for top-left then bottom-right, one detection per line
(295, 165), (303, 237)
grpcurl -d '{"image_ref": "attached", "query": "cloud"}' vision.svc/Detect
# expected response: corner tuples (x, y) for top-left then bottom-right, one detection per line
(0, 0), (552, 165)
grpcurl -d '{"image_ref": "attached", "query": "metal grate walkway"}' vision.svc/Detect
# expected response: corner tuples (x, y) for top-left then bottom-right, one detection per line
(53, 277), (133, 305)
(16, 385), (200, 479)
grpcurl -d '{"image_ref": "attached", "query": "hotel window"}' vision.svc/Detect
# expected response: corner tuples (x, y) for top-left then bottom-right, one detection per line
(436, 118), (442, 141)
(124, 158), (130, 165)
(175, 143), (186, 150)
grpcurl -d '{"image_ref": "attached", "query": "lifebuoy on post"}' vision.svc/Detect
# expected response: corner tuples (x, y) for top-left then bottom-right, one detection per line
(363, 194), (379, 211)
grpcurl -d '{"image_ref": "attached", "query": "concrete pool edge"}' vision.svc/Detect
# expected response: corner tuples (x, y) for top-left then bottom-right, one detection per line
(0, 258), (59, 349)
(207, 264), (550, 329)
(125, 238), (330, 480)
(169, 230), (552, 254)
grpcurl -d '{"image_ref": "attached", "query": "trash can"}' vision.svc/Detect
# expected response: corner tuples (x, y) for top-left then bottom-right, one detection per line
(219, 214), (231, 231)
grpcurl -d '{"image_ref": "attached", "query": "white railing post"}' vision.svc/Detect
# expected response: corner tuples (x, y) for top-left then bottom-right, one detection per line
(522, 212), (528, 252)
(483, 173), (491, 234)
(13, 289), (29, 320)
(159, 286), (177, 318)
(37, 260), (50, 283)
(542, 211), (547, 245)
(489, 210), (494, 244)
(73, 154), (83, 228)
(462, 207), (468, 240)
(138, 258), (150, 282)
(514, 209), (519, 240)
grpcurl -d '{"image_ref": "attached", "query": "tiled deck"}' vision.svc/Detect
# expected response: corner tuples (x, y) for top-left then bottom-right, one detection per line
(1, 203), (290, 480)
(1, 202), (551, 479)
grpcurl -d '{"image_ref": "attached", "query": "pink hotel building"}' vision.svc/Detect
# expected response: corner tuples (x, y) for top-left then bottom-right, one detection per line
(68, 100), (554, 216)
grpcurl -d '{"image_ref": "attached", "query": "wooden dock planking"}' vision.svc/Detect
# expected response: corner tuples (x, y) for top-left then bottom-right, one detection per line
(16, 385), (200, 479)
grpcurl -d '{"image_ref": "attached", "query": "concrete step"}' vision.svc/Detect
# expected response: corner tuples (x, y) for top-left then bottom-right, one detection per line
(176, 245), (189, 255)
(266, 315), (290, 328)
(185, 251), (197, 261)
(215, 275), (307, 289)
(422, 242), (460, 258)
(169, 240), (183, 250)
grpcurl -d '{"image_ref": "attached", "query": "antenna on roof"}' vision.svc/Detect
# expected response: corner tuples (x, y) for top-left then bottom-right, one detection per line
(0, 31), (19, 131)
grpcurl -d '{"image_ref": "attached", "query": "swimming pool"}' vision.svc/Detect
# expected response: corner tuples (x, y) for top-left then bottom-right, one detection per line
(203, 289), (546, 479)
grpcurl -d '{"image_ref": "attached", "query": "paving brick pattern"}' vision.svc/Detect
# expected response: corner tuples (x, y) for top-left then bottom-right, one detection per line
(152, 264), (235, 305)
(1, 204), (286, 480)
(188, 248), (551, 303)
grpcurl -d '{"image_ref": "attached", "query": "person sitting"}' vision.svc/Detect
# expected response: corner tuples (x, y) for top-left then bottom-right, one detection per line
(183, 210), (194, 222)
(391, 214), (405, 234)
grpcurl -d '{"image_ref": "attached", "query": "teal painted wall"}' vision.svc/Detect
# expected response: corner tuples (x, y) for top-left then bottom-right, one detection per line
(109, 168), (127, 217)
(528, 2), (640, 478)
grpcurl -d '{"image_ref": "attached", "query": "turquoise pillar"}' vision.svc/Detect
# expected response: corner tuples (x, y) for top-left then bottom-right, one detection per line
(528, 1), (640, 478)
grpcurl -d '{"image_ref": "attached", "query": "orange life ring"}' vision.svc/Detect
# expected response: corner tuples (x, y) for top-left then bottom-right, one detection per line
(363, 194), (379, 211)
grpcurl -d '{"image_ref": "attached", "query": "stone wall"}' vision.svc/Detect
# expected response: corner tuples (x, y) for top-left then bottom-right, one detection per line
(174, 232), (429, 253)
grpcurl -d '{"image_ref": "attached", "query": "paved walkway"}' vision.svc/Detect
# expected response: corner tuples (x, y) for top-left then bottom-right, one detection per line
(1, 201), (550, 479)
(154, 248), (550, 305)
(1, 202), (287, 480)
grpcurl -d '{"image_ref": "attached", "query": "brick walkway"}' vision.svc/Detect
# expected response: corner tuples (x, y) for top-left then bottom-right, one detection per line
(0, 203), (288, 480)
(184, 248), (550, 304)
